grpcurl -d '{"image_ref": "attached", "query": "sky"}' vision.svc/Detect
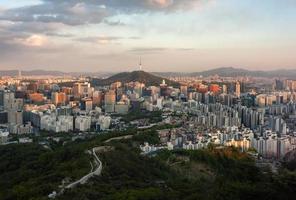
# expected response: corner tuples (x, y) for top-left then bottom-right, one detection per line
(0, 0), (295, 72)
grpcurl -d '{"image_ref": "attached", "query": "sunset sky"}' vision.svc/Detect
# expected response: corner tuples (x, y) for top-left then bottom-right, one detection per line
(0, 0), (295, 72)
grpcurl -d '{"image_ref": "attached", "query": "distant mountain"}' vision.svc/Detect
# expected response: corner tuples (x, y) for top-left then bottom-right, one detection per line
(0, 70), (65, 76)
(188, 67), (296, 78)
(0, 70), (112, 78)
(155, 67), (296, 78)
(192, 67), (252, 77)
(91, 70), (180, 87)
(1, 67), (296, 79)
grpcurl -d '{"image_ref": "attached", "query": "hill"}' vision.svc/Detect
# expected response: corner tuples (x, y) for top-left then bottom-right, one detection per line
(91, 70), (180, 87)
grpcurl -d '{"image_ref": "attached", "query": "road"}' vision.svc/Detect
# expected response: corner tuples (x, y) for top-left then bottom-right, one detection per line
(65, 135), (134, 189)
(49, 135), (133, 198)
(65, 147), (102, 189)
(103, 135), (133, 143)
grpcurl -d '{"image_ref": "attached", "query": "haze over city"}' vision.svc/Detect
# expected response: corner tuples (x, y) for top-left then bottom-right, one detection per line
(0, 0), (295, 72)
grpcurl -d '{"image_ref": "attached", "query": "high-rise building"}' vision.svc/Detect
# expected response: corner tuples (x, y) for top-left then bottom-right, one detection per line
(96, 116), (111, 131)
(8, 110), (23, 125)
(235, 81), (241, 97)
(81, 82), (93, 97)
(104, 90), (116, 113)
(80, 98), (93, 112)
(75, 116), (91, 131)
(3, 91), (15, 110)
(41, 114), (73, 133)
(275, 79), (284, 90)
(92, 91), (103, 107)
(222, 85), (228, 94)
(180, 85), (188, 97)
(160, 80), (171, 97)
(51, 92), (67, 106)
(73, 83), (81, 98)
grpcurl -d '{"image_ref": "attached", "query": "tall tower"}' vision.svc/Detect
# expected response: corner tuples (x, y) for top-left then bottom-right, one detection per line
(139, 56), (142, 71)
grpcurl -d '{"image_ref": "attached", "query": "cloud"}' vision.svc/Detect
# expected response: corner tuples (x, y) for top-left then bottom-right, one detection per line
(68, 2), (88, 15)
(77, 36), (122, 45)
(0, 0), (211, 71)
(90, 0), (204, 11)
(103, 19), (126, 26)
(19, 35), (49, 47)
(0, 1), (109, 26)
(0, 33), (53, 60)
(148, 0), (174, 8)
(128, 36), (142, 40)
(45, 32), (74, 38)
(7, 21), (66, 35)
(129, 47), (196, 54)
(0, 1), (206, 26)
(129, 47), (168, 54)
(77, 36), (141, 45)
(176, 48), (195, 51)
(0, 0), (208, 45)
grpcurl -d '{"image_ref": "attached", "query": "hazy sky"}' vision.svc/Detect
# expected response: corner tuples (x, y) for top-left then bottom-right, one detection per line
(0, 0), (295, 72)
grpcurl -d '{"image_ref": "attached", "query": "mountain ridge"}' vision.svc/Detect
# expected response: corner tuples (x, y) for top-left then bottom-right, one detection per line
(155, 67), (296, 78)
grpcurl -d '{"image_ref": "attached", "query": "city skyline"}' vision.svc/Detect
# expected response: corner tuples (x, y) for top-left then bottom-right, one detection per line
(0, 0), (296, 72)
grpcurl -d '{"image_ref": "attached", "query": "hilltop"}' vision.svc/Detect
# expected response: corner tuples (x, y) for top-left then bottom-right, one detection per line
(91, 70), (180, 87)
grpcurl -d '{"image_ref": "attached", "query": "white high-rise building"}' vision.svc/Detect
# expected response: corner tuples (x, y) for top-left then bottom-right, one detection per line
(75, 116), (91, 132)
(156, 98), (163, 109)
(97, 116), (111, 131)
(41, 114), (73, 133)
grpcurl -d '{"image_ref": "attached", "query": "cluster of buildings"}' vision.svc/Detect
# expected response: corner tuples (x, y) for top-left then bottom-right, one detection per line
(0, 78), (116, 138)
(139, 77), (296, 160)
(141, 124), (295, 159)
(0, 72), (296, 161)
